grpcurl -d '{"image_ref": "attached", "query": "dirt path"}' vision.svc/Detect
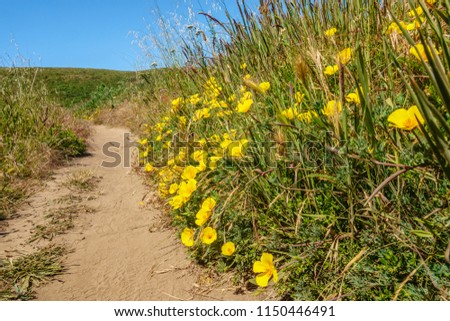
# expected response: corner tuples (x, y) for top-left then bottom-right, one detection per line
(1, 125), (259, 300)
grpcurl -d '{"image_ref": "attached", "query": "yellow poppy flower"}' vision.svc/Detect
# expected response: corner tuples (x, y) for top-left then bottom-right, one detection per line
(322, 100), (343, 117)
(408, 6), (423, 17)
(258, 82), (270, 94)
(169, 183), (179, 194)
(297, 110), (318, 123)
(209, 156), (222, 170)
(253, 252), (279, 287)
(144, 163), (154, 172)
(346, 91), (361, 105)
(178, 179), (197, 201)
(196, 161), (207, 172)
(338, 48), (352, 65)
(294, 92), (305, 104)
(201, 197), (217, 211)
(221, 242), (236, 256)
(324, 65), (339, 76)
(387, 105), (425, 130)
(325, 27), (337, 37)
(281, 108), (299, 120)
(181, 165), (198, 180)
(195, 208), (212, 226)
(139, 138), (148, 145)
(240, 62), (247, 70)
(169, 195), (184, 210)
(191, 150), (206, 162)
(200, 227), (217, 245)
(181, 227), (195, 247)
(228, 139), (248, 158)
(236, 98), (253, 113)
(410, 43), (434, 62)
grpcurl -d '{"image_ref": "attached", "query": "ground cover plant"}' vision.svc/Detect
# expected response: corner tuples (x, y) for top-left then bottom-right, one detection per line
(138, 0), (450, 300)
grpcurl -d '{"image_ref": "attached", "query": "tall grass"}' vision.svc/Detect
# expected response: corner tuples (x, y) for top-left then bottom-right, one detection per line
(139, 0), (450, 300)
(0, 66), (87, 218)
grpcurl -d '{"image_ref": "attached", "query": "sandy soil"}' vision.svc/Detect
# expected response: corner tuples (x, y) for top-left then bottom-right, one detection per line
(1, 125), (263, 301)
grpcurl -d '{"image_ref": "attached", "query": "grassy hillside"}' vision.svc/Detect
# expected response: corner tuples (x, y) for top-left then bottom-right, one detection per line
(0, 67), (137, 109)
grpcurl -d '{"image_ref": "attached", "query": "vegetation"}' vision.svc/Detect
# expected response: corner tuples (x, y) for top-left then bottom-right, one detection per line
(0, 67), (137, 108)
(0, 245), (66, 300)
(138, 0), (450, 300)
(0, 67), (88, 218)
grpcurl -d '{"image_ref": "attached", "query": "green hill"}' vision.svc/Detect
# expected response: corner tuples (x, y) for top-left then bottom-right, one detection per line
(0, 67), (137, 109)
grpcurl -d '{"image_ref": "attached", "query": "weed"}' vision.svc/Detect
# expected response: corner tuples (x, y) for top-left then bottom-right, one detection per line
(0, 245), (66, 300)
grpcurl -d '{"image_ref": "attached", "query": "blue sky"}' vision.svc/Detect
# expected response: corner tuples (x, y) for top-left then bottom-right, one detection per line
(0, 0), (256, 71)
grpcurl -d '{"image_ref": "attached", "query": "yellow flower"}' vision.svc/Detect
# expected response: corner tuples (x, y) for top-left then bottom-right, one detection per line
(240, 62), (247, 70)
(258, 82), (270, 94)
(179, 116), (187, 126)
(191, 150), (206, 163)
(425, 0), (436, 4)
(196, 161), (207, 172)
(178, 179), (197, 201)
(221, 242), (236, 256)
(228, 139), (248, 158)
(139, 138), (148, 145)
(294, 92), (304, 104)
(181, 227), (195, 247)
(171, 97), (183, 112)
(322, 100), (342, 117)
(297, 110), (317, 123)
(169, 195), (184, 210)
(200, 227), (217, 245)
(169, 183), (179, 194)
(201, 197), (217, 211)
(338, 47), (352, 65)
(408, 6), (423, 17)
(193, 108), (211, 121)
(324, 65), (339, 76)
(209, 156), (222, 170)
(387, 105), (425, 130)
(220, 139), (233, 150)
(410, 43), (433, 62)
(144, 163), (154, 172)
(158, 183), (169, 198)
(325, 27), (337, 37)
(181, 165), (198, 180)
(253, 252), (279, 287)
(281, 108), (299, 120)
(236, 98), (253, 113)
(189, 94), (201, 105)
(195, 208), (211, 226)
(346, 91), (361, 104)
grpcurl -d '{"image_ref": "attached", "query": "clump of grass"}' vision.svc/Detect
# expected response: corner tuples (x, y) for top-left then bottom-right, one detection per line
(137, 0), (450, 300)
(29, 204), (94, 242)
(63, 170), (99, 192)
(0, 245), (66, 300)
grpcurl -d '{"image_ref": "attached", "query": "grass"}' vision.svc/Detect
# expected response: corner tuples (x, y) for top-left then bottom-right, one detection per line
(136, 0), (450, 300)
(0, 67), (137, 109)
(29, 204), (95, 242)
(63, 170), (99, 192)
(0, 245), (67, 300)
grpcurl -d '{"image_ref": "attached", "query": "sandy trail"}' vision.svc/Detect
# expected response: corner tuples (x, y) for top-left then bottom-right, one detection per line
(2, 125), (257, 300)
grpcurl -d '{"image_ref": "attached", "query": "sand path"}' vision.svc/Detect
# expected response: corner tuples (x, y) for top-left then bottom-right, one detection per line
(1, 125), (257, 300)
